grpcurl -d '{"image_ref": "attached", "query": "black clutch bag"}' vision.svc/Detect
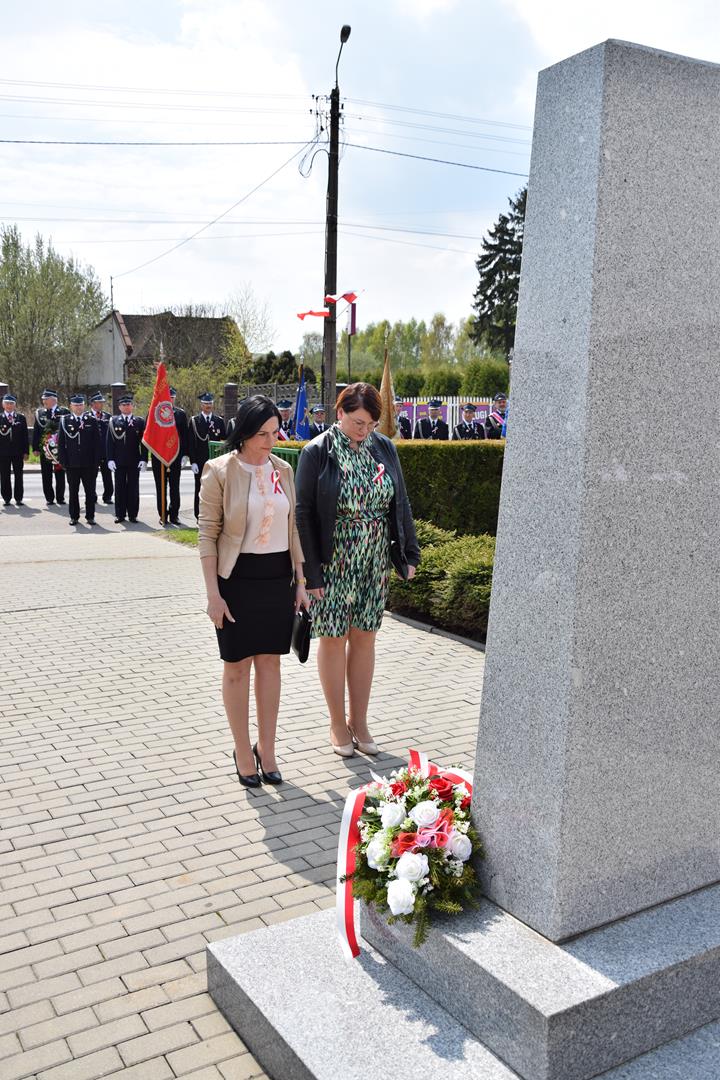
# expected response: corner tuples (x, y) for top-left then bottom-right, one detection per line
(390, 540), (410, 580)
(291, 607), (312, 663)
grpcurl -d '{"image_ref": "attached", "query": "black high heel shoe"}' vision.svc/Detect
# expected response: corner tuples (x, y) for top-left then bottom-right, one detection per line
(253, 743), (283, 785)
(233, 749), (261, 788)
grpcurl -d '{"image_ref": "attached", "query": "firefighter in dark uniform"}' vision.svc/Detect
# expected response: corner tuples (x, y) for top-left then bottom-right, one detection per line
(0, 392), (29, 506)
(484, 393), (508, 439)
(32, 389), (70, 504)
(88, 392), (113, 503)
(308, 404), (327, 438)
(151, 386), (189, 525)
(394, 397), (412, 439)
(277, 399), (295, 438)
(57, 394), (102, 525)
(452, 403), (485, 440)
(189, 392), (226, 520)
(106, 395), (148, 523)
(413, 399), (449, 440)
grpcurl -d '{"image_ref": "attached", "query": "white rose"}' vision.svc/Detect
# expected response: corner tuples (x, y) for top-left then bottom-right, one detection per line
(448, 831), (473, 862)
(380, 802), (405, 829)
(387, 878), (416, 916)
(408, 801), (440, 828)
(366, 833), (389, 869)
(395, 851), (429, 882)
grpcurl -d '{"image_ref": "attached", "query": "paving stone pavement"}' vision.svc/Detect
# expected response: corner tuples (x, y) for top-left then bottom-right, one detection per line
(1, 530), (484, 1079)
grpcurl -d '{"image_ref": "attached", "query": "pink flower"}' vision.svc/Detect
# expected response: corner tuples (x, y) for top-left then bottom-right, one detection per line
(415, 808), (454, 849)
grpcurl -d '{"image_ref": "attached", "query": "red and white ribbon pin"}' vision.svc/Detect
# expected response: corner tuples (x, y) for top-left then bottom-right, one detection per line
(373, 463), (385, 485)
(270, 469), (282, 495)
(336, 786), (367, 959)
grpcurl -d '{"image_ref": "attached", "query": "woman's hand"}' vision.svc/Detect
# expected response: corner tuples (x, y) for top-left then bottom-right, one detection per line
(407, 565), (417, 580)
(295, 583), (310, 612)
(308, 587), (325, 600)
(206, 594), (235, 628)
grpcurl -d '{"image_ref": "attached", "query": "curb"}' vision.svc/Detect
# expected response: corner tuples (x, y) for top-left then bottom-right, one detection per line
(386, 611), (485, 652)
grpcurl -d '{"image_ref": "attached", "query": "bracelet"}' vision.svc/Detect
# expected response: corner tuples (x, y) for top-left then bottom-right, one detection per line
(295, 576), (307, 585)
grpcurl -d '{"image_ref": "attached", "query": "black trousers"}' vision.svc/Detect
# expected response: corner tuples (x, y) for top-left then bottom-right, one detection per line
(67, 467), (97, 521)
(193, 471), (202, 519)
(0, 455), (24, 503)
(114, 465), (140, 521)
(98, 460), (113, 502)
(152, 456), (181, 520)
(40, 455), (66, 503)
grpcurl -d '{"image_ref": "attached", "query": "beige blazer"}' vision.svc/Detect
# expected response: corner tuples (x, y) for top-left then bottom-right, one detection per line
(198, 452), (304, 579)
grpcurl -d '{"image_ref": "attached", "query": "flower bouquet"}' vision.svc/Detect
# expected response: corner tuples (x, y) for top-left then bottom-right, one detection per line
(339, 751), (483, 950)
(41, 424), (61, 469)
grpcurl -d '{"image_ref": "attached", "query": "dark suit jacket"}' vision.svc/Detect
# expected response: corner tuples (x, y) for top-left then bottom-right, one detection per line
(106, 415), (148, 467)
(0, 413), (29, 457)
(58, 414), (101, 469)
(32, 407), (70, 451)
(413, 417), (449, 440)
(189, 413), (227, 467)
(452, 421), (485, 440)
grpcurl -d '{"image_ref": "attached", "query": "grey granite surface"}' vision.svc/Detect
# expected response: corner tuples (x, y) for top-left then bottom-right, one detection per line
(474, 37), (720, 942)
(362, 883), (720, 1080)
(207, 909), (720, 1080)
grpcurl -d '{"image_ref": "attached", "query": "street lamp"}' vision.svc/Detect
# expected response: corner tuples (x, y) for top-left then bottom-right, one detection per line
(321, 24), (351, 420)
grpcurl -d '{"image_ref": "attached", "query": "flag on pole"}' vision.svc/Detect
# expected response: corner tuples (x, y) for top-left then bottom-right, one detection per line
(142, 362), (179, 466)
(297, 310), (330, 320)
(377, 338), (397, 439)
(293, 366), (311, 440)
(325, 291), (358, 305)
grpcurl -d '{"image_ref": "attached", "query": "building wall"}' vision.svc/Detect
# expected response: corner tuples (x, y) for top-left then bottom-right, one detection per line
(84, 317), (128, 386)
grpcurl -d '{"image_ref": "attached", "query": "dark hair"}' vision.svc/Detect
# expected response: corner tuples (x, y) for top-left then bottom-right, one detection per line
(335, 382), (381, 422)
(225, 395), (281, 451)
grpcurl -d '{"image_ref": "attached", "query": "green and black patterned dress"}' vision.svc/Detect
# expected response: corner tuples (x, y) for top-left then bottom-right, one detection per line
(311, 425), (395, 637)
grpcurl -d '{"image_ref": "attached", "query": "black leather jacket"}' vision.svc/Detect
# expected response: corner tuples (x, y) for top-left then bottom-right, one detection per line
(295, 429), (421, 590)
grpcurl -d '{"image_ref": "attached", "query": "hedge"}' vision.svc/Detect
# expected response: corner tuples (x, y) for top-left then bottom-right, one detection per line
(396, 440), (504, 536)
(387, 520), (495, 642)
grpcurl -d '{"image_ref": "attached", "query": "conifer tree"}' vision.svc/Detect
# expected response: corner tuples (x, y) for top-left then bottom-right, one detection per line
(470, 186), (526, 357)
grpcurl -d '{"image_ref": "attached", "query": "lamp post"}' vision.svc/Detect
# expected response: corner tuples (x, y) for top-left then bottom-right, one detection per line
(321, 24), (351, 420)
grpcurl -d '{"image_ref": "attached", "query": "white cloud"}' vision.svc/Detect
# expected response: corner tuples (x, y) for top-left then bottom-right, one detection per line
(500, 0), (720, 65)
(393, 0), (461, 18)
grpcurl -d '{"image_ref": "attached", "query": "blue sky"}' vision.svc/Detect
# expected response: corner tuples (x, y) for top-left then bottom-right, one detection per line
(1, 1), (719, 352)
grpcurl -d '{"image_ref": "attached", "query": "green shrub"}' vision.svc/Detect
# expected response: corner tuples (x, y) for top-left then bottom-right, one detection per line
(394, 370), (424, 397)
(397, 440), (504, 536)
(388, 522), (495, 640)
(460, 358), (510, 397)
(422, 367), (463, 396)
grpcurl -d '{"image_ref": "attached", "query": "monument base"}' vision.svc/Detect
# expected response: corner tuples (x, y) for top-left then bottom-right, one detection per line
(207, 902), (720, 1080)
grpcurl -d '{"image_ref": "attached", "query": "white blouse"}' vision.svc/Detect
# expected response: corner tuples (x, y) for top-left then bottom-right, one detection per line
(237, 458), (290, 554)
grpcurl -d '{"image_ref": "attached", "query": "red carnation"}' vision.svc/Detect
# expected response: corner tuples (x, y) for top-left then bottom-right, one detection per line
(391, 831), (418, 857)
(389, 780), (407, 797)
(428, 775), (455, 802)
(460, 795), (471, 811)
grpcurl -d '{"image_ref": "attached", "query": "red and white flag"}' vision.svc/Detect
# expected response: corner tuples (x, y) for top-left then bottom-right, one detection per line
(297, 310), (330, 321)
(324, 291), (357, 305)
(142, 362), (179, 467)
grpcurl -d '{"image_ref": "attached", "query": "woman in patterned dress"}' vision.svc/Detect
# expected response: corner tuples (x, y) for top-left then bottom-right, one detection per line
(295, 383), (420, 757)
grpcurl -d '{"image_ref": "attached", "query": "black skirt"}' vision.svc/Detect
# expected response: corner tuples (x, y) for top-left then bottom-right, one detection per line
(216, 551), (295, 662)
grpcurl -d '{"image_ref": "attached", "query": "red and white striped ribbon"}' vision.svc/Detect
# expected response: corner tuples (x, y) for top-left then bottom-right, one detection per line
(270, 469), (282, 495)
(373, 463), (385, 485)
(336, 748), (473, 959)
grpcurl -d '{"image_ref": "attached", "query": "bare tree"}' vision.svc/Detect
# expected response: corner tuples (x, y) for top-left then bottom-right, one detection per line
(225, 282), (275, 354)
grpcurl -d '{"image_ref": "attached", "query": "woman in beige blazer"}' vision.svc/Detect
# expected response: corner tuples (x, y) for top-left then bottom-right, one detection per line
(199, 396), (307, 788)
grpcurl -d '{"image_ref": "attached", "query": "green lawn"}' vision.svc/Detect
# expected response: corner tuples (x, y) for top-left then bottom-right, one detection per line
(162, 527), (198, 547)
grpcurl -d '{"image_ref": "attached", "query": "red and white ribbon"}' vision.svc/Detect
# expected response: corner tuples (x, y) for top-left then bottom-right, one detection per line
(336, 748), (473, 959)
(373, 462), (385, 485)
(297, 310), (330, 320)
(270, 469), (282, 495)
(324, 290), (358, 305)
(336, 786), (367, 959)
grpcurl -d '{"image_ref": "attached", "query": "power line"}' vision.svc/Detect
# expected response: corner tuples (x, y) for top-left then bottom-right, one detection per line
(345, 96), (532, 131)
(345, 143), (528, 177)
(113, 141), (313, 279)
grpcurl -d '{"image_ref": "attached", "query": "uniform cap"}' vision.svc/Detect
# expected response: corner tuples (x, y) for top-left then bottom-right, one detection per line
(118, 395), (134, 405)
(493, 392), (508, 402)
(394, 396), (405, 404)
(169, 387), (177, 396)
(90, 392), (106, 403)
(461, 403), (477, 412)
(427, 398), (442, 408)
(3, 392), (17, 403)
(198, 392), (214, 403)
(276, 399), (293, 409)
(69, 394), (86, 404)
(41, 388), (58, 398)
(311, 404), (326, 414)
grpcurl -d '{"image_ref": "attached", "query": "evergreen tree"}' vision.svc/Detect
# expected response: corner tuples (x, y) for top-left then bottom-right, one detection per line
(470, 186), (526, 357)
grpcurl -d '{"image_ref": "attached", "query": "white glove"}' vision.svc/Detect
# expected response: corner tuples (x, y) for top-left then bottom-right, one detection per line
(181, 456), (189, 466)
(138, 461), (146, 471)
(191, 463), (199, 475)
(108, 461), (116, 472)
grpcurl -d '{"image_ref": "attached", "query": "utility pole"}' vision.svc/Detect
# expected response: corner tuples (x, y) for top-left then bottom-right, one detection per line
(322, 25), (351, 419)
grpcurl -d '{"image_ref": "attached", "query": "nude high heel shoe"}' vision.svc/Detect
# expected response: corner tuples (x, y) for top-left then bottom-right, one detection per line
(348, 726), (379, 756)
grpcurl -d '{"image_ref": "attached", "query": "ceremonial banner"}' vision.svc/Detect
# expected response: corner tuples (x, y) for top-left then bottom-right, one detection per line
(142, 362), (179, 466)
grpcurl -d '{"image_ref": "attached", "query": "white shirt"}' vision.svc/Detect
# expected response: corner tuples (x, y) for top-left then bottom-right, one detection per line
(237, 458), (290, 554)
